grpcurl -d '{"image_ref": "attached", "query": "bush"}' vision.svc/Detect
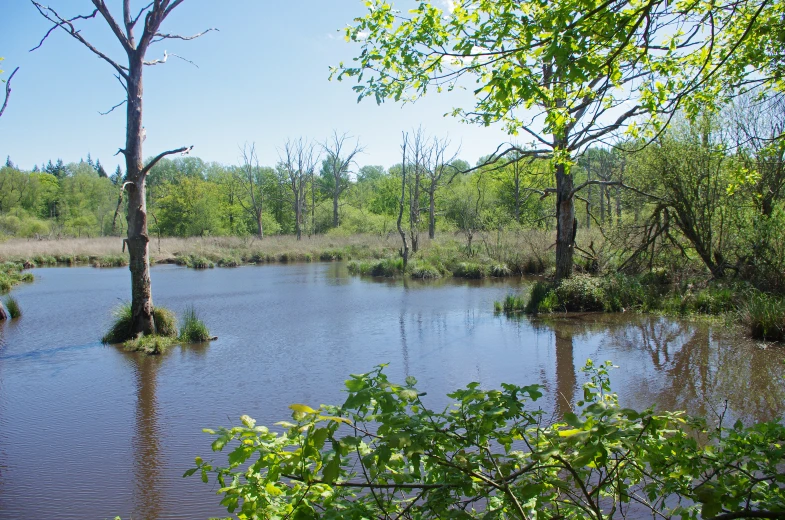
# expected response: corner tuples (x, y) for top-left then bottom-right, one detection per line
(408, 260), (442, 279)
(180, 305), (211, 343)
(554, 274), (606, 311)
(192, 361), (785, 520)
(452, 262), (488, 279)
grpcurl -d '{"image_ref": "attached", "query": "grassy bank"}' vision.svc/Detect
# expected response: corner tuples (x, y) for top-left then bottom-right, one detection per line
(0, 231), (559, 278)
(0, 262), (34, 293)
(496, 273), (785, 342)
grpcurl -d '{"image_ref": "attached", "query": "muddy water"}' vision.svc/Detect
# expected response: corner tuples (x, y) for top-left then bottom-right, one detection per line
(0, 263), (783, 519)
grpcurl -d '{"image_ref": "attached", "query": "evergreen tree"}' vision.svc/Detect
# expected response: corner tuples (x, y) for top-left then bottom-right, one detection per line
(95, 159), (108, 178)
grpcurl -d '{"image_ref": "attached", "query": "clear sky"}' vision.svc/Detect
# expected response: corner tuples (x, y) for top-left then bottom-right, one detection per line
(0, 1), (512, 173)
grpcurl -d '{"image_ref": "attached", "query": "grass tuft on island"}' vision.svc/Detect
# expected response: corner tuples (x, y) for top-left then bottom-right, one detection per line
(103, 303), (212, 353)
(102, 303), (179, 344)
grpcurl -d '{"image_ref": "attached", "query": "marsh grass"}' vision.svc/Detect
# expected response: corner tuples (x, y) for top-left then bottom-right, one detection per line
(5, 296), (21, 318)
(741, 292), (785, 342)
(494, 293), (526, 313)
(103, 303), (178, 344)
(0, 262), (34, 293)
(179, 305), (211, 343)
(123, 335), (176, 355)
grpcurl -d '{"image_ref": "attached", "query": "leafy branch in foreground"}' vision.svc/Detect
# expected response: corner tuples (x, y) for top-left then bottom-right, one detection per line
(191, 361), (785, 520)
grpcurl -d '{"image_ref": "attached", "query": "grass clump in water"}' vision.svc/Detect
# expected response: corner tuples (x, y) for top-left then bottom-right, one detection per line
(409, 260), (442, 279)
(525, 281), (557, 314)
(4, 296), (21, 318)
(179, 305), (211, 343)
(452, 262), (488, 279)
(348, 257), (404, 277)
(741, 292), (785, 342)
(0, 262), (34, 293)
(494, 293), (526, 313)
(103, 303), (179, 344)
(123, 335), (176, 355)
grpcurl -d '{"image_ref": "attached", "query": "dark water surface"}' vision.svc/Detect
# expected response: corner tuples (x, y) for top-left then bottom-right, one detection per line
(0, 263), (783, 519)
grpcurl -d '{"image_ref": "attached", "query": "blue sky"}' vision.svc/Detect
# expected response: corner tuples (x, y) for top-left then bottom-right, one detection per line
(0, 1), (512, 172)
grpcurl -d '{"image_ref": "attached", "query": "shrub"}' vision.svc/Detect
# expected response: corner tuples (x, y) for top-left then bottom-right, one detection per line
(452, 262), (487, 279)
(408, 260), (442, 279)
(180, 305), (211, 343)
(489, 263), (512, 277)
(192, 361), (785, 520)
(741, 292), (785, 342)
(5, 296), (21, 318)
(554, 274), (606, 311)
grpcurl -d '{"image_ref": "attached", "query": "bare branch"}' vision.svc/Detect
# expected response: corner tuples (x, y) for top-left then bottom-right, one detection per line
(98, 99), (127, 116)
(144, 50), (199, 68)
(151, 27), (218, 44)
(29, 2), (129, 80)
(92, 0), (132, 53)
(0, 67), (20, 119)
(140, 145), (193, 177)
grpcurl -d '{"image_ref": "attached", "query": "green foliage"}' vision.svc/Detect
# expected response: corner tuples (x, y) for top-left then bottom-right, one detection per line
(179, 305), (211, 343)
(495, 293), (525, 313)
(452, 262), (488, 279)
(408, 259), (441, 279)
(525, 281), (557, 314)
(0, 262), (33, 293)
(741, 292), (785, 342)
(192, 361), (785, 519)
(4, 296), (21, 318)
(348, 257), (404, 277)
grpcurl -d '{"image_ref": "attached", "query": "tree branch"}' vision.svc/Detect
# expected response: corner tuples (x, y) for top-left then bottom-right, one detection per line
(151, 27), (218, 44)
(29, 2), (129, 80)
(0, 67), (19, 119)
(140, 145), (192, 177)
(98, 99), (127, 116)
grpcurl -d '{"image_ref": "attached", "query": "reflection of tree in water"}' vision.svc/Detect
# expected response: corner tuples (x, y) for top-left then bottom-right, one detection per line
(605, 316), (785, 424)
(554, 327), (576, 418)
(132, 353), (163, 520)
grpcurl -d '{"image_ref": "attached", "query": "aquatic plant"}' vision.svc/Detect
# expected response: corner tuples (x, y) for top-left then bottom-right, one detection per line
(180, 305), (211, 343)
(741, 291), (785, 342)
(5, 296), (21, 318)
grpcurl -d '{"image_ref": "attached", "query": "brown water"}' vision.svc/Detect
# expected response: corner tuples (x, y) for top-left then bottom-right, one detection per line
(0, 263), (783, 519)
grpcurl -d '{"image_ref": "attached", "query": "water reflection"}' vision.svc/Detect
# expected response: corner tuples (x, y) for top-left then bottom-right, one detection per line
(131, 352), (163, 520)
(554, 327), (576, 418)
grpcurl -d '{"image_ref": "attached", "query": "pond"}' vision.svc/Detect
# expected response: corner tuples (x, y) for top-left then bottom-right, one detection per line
(0, 263), (783, 519)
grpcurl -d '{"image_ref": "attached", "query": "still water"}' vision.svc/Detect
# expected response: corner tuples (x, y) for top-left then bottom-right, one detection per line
(0, 263), (783, 519)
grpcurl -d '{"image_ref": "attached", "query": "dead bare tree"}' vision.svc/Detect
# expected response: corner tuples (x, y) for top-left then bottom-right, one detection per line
(423, 135), (459, 239)
(397, 132), (410, 270)
(280, 138), (320, 240)
(322, 131), (364, 228)
(236, 143), (267, 238)
(31, 1), (214, 337)
(0, 66), (19, 120)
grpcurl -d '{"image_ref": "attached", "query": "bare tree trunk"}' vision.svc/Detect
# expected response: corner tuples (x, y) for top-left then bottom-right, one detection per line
(125, 59), (155, 336)
(428, 189), (436, 239)
(333, 191), (339, 228)
(555, 158), (575, 282)
(398, 134), (409, 270)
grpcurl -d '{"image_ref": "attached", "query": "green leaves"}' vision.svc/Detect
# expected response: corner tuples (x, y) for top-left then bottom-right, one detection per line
(190, 362), (785, 519)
